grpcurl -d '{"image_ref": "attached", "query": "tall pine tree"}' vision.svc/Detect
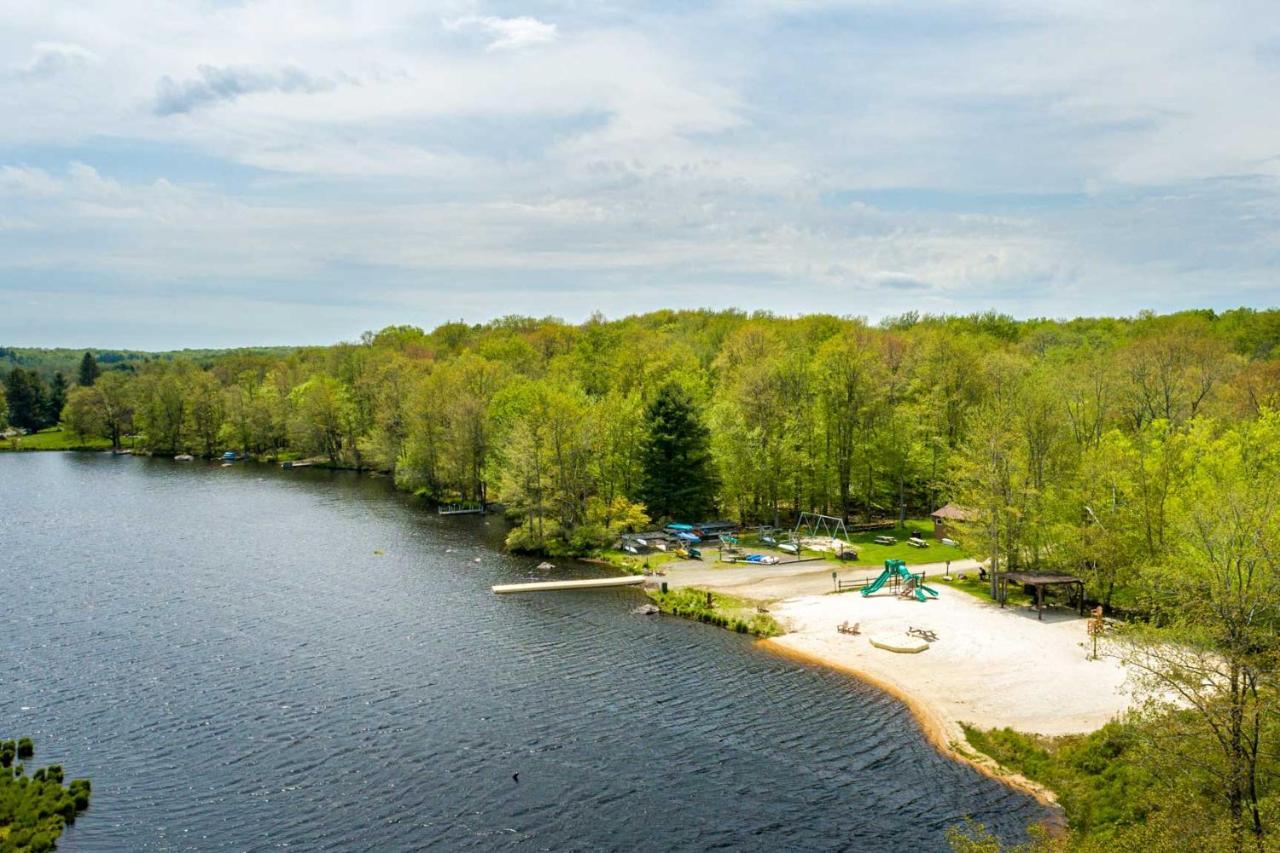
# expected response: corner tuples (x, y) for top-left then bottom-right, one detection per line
(77, 352), (100, 387)
(48, 372), (68, 425)
(640, 382), (719, 522)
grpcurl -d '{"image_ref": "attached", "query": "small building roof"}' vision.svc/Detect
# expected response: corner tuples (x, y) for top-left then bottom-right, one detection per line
(1002, 572), (1084, 586)
(931, 502), (975, 522)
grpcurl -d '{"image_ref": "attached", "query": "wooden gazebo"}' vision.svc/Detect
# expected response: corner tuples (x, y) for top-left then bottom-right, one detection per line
(996, 572), (1086, 620)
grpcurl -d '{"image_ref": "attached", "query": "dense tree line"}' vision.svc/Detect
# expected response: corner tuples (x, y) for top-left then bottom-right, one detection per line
(46, 310), (1280, 562)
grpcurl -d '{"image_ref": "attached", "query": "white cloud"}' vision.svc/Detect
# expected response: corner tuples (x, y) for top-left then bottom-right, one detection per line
(13, 42), (96, 78)
(154, 64), (339, 115)
(443, 15), (558, 52)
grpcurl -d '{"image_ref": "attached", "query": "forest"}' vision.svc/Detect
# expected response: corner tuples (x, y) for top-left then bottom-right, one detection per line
(4, 308), (1278, 568)
(5, 306), (1280, 848)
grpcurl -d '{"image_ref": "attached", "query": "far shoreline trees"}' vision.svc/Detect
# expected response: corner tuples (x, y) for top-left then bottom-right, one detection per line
(9, 307), (1280, 564)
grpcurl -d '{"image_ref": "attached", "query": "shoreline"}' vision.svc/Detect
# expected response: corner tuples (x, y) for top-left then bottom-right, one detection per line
(652, 558), (1145, 830)
(760, 638), (1066, 824)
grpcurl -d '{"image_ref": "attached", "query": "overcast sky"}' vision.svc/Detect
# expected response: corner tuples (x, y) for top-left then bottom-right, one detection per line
(2, 1), (1279, 348)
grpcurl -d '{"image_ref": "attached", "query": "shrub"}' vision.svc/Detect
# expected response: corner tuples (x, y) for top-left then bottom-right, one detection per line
(0, 739), (91, 850)
(961, 721), (1155, 840)
(16, 737), (33, 759)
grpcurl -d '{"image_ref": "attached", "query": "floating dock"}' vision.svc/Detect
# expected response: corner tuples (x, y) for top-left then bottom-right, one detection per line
(492, 576), (646, 594)
(439, 504), (486, 516)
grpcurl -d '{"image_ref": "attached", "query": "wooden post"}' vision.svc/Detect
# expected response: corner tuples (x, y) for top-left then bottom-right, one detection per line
(1087, 606), (1104, 660)
(1037, 584), (1044, 620)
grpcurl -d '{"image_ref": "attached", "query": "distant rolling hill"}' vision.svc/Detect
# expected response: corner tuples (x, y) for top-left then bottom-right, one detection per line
(0, 346), (298, 379)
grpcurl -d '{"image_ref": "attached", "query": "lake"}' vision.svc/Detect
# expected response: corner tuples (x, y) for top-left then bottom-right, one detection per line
(0, 453), (1047, 850)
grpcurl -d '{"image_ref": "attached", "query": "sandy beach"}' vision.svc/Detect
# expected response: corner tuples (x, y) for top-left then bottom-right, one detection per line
(659, 557), (1143, 803)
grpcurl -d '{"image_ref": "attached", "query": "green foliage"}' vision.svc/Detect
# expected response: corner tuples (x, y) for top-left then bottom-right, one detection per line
(3, 369), (55, 433)
(962, 723), (1155, 840)
(640, 382), (718, 522)
(59, 373), (133, 450)
(76, 353), (99, 388)
(646, 587), (781, 637)
(0, 739), (90, 852)
(10, 308), (1280, 572)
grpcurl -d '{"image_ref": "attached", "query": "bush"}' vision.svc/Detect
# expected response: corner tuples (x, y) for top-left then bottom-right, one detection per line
(0, 738), (91, 850)
(961, 721), (1155, 840)
(16, 738), (33, 759)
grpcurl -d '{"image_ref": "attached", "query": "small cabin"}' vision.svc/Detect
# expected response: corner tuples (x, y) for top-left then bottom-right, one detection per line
(930, 503), (975, 539)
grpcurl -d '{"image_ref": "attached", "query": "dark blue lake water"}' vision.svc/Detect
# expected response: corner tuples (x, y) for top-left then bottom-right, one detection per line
(0, 453), (1046, 850)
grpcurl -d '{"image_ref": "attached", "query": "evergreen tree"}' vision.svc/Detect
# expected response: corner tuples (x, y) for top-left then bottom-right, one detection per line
(640, 382), (719, 521)
(77, 351), (100, 387)
(47, 372), (68, 425)
(3, 368), (51, 432)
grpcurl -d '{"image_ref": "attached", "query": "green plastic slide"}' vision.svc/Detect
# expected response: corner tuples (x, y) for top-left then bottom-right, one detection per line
(861, 559), (912, 597)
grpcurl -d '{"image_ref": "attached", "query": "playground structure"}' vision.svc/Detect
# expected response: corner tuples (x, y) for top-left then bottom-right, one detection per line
(860, 559), (939, 602)
(789, 512), (858, 558)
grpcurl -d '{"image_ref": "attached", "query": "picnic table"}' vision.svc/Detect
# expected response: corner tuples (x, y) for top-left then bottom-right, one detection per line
(873, 535), (896, 545)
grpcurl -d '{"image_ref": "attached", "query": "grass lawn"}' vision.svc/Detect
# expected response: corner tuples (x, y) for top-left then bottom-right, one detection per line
(2, 426), (112, 452)
(596, 548), (683, 573)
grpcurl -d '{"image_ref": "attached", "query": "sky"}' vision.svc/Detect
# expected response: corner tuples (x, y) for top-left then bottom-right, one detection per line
(2, 1), (1279, 348)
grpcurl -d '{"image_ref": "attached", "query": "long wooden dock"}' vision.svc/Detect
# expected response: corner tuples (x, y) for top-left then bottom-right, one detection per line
(492, 576), (646, 594)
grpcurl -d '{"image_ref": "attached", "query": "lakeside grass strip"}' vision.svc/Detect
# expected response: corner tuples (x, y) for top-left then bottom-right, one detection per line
(1, 427), (113, 452)
(646, 587), (782, 637)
